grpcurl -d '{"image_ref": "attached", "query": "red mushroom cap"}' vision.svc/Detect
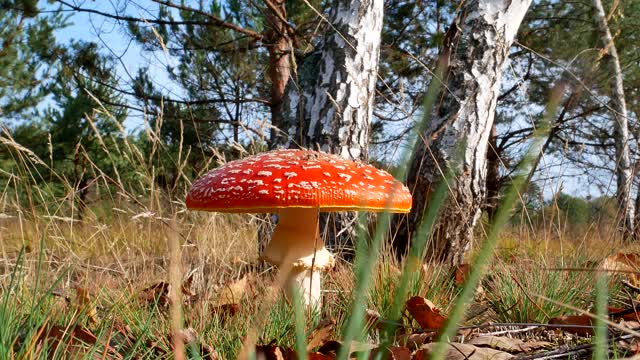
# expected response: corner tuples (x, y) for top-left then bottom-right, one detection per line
(186, 149), (412, 213)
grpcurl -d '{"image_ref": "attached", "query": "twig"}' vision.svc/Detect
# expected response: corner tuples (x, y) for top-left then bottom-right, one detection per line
(484, 325), (540, 336)
(622, 279), (640, 294)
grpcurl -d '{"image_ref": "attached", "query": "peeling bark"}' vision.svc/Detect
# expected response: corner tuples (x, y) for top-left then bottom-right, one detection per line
(280, 0), (384, 250)
(591, 0), (634, 239)
(394, 0), (532, 264)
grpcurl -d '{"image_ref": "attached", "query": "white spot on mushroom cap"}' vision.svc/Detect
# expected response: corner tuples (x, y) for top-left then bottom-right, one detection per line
(284, 172), (298, 179)
(257, 171), (272, 176)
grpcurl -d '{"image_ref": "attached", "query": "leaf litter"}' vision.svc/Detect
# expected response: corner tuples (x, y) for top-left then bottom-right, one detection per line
(12, 255), (640, 359)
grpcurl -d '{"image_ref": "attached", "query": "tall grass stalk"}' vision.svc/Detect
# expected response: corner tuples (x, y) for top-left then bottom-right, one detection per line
(594, 271), (608, 360)
(338, 56), (448, 360)
(429, 82), (566, 360)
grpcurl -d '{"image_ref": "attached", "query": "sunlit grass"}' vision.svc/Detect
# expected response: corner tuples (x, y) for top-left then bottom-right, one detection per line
(0, 77), (637, 359)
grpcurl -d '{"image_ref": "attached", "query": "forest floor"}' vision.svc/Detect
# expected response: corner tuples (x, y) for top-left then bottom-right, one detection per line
(1, 213), (640, 359)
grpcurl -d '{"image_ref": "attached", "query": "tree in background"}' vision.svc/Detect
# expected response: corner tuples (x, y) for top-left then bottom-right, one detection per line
(394, 0), (532, 264)
(5, 42), (128, 217)
(591, 0), (633, 239)
(8, 0), (637, 260)
(0, 0), (66, 120)
(278, 0), (384, 249)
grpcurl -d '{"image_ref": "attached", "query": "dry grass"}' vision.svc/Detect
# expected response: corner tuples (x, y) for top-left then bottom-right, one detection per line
(1, 110), (638, 358)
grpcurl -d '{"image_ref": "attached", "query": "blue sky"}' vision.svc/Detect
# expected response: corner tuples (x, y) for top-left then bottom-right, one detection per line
(51, 0), (179, 132)
(47, 1), (609, 201)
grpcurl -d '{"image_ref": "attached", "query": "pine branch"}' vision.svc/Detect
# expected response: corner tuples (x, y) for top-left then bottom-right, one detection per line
(54, 0), (263, 40)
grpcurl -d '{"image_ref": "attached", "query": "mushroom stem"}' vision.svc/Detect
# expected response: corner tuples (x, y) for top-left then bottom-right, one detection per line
(261, 208), (335, 306)
(286, 267), (322, 306)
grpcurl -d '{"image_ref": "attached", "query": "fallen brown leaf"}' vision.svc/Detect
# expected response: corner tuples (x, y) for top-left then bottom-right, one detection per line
(74, 286), (99, 324)
(414, 342), (513, 360)
(609, 306), (640, 321)
(139, 282), (171, 307)
(306, 319), (336, 351)
(215, 275), (249, 306)
(139, 276), (197, 308)
(307, 353), (335, 359)
(397, 332), (436, 351)
(600, 253), (640, 285)
(548, 314), (594, 335)
(255, 344), (289, 360)
(368, 346), (412, 359)
(468, 336), (552, 353)
(35, 324), (119, 359)
(211, 303), (241, 323)
(317, 340), (377, 357)
(406, 296), (447, 330)
(453, 264), (471, 286)
(105, 318), (136, 355)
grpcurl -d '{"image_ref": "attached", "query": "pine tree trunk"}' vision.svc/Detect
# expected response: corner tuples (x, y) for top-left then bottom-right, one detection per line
(394, 0), (532, 264)
(258, 1), (293, 253)
(280, 0), (384, 252)
(591, 0), (634, 239)
(265, 0), (292, 146)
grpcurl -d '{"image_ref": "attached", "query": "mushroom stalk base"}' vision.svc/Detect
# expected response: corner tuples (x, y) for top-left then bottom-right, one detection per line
(261, 208), (335, 307)
(285, 267), (322, 307)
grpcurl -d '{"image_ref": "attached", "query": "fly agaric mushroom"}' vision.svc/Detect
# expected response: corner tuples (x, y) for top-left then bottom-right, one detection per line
(186, 149), (412, 306)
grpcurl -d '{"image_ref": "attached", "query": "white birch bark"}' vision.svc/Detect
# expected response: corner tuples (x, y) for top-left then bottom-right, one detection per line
(395, 0), (532, 264)
(591, 0), (634, 238)
(281, 0), (383, 159)
(280, 0), (384, 250)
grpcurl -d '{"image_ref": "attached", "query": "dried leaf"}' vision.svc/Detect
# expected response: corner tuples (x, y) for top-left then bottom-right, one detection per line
(106, 318), (136, 355)
(317, 340), (377, 357)
(255, 344), (286, 360)
(307, 353), (335, 359)
(468, 336), (552, 353)
(35, 324), (118, 359)
(453, 264), (471, 286)
(74, 286), (99, 324)
(406, 296), (447, 330)
(215, 275), (248, 306)
(139, 282), (171, 307)
(609, 306), (640, 321)
(176, 327), (198, 344)
(397, 332), (435, 350)
(306, 319), (335, 351)
(211, 303), (241, 322)
(548, 314), (594, 335)
(139, 277), (197, 308)
(600, 253), (640, 284)
(368, 346), (412, 359)
(200, 343), (221, 360)
(414, 342), (513, 360)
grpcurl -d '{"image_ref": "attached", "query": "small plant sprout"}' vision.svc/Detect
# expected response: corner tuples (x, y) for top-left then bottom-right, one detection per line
(186, 149), (412, 306)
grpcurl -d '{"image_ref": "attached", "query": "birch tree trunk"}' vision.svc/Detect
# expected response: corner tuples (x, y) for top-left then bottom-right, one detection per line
(393, 0), (532, 264)
(591, 0), (634, 239)
(279, 0), (384, 252)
